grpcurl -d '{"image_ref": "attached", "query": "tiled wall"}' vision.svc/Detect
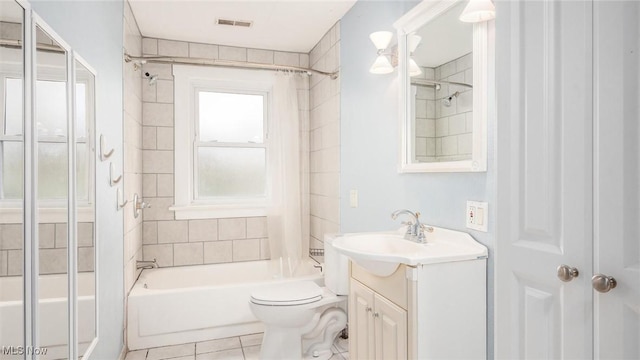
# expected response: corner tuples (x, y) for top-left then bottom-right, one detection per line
(139, 36), (311, 267)
(415, 52), (473, 162)
(0, 223), (95, 276)
(309, 23), (341, 260)
(123, 1), (144, 292)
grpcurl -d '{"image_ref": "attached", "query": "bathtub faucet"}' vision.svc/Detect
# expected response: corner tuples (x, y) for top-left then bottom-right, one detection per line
(391, 209), (431, 243)
(136, 259), (158, 270)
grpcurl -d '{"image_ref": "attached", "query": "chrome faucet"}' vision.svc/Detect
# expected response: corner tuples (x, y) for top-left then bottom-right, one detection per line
(136, 259), (158, 270)
(391, 209), (432, 243)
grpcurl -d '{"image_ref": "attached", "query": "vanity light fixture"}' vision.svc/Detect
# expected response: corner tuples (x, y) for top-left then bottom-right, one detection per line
(459, 0), (496, 23)
(369, 31), (395, 74)
(369, 31), (423, 76)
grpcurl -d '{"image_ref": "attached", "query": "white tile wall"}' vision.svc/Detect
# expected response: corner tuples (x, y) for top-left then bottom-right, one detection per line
(0, 222), (95, 276)
(139, 36), (311, 267)
(123, 1), (144, 300)
(415, 52), (473, 163)
(309, 22), (341, 259)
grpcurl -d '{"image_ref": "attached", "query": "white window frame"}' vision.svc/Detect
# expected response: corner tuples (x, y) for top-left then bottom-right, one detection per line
(0, 62), (95, 223)
(171, 65), (275, 220)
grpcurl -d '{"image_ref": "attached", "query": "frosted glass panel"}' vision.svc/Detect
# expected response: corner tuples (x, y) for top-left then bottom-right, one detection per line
(198, 91), (264, 143)
(4, 78), (23, 136)
(1, 142), (23, 199)
(38, 142), (68, 199)
(197, 147), (265, 197)
(0, 1), (24, 356)
(75, 59), (96, 359)
(36, 80), (67, 137)
(76, 143), (87, 200)
(36, 25), (69, 358)
(75, 83), (86, 137)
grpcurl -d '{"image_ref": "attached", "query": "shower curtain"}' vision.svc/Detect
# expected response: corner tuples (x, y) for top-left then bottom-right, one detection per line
(267, 71), (303, 277)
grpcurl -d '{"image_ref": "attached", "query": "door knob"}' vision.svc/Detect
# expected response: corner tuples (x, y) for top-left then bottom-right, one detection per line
(557, 264), (579, 282)
(592, 274), (617, 293)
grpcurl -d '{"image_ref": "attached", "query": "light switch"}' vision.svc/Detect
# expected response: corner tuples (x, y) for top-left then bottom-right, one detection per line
(466, 201), (488, 232)
(349, 190), (358, 208)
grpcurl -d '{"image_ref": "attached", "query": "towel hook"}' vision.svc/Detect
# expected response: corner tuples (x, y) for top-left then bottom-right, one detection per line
(100, 134), (115, 161)
(109, 163), (122, 187)
(116, 187), (128, 210)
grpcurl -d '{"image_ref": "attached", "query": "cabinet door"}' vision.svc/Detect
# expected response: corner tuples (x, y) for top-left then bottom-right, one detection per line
(350, 280), (375, 360)
(593, 2), (640, 358)
(374, 294), (407, 360)
(496, 0), (594, 358)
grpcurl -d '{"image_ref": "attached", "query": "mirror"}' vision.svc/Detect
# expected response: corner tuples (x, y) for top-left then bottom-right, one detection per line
(396, 0), (489, 172)
(0, 0), (25, 353)
(75, 57), (97, 359)
(35, 23), (70, 359)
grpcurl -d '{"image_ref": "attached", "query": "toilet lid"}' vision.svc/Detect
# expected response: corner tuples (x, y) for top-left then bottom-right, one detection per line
(250, 281), (322, 306)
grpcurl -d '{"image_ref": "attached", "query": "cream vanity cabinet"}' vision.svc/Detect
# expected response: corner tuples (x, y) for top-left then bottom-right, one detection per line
(348, 259), (486, 360)
(350, 269), (408, 359)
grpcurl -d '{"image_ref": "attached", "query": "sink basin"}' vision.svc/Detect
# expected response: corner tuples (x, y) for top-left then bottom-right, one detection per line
(331, 227), (487, 277)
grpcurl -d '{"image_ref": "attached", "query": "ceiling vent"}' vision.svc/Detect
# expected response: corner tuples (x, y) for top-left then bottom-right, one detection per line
(216, 18), (253, 28)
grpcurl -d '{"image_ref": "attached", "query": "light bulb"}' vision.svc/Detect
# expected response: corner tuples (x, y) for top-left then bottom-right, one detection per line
(459, 0), (496, 23)
(369, 31), (393, 50)
(370, 55), (394, 74)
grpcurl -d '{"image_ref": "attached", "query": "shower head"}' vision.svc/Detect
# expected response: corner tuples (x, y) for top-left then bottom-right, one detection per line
(442, 91), (460, 107)
(144, 72), (158, 85)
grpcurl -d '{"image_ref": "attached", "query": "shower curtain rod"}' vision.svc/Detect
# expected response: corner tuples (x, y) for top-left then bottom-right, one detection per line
(124, 53), (339, 80)
(0, 39), (63, 53)
(411, 78), (473, 89)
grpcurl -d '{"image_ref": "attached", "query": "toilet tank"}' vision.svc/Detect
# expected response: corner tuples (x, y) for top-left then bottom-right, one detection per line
(323, 234), (349, 295)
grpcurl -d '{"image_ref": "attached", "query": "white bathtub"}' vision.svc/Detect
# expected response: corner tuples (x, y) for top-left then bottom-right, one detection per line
(0, 273), (96, 360)
(127, 259), (323, 350)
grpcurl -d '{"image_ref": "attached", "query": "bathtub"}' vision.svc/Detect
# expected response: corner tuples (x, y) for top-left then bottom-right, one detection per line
(0, 273), (96, 360)
(127, 259), (323, 350)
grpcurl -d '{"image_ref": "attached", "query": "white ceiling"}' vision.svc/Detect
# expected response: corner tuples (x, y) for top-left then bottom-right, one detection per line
(129, 0), (357, 53)
(413, 1), (473, 68)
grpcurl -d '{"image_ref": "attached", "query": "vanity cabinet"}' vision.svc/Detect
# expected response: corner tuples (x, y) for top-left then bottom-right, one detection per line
(350, 279), (407, 360)
(348, 259), (486, 360)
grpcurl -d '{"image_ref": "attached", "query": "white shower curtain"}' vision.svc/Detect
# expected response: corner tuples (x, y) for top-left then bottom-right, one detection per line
(267, 72), (302, 277)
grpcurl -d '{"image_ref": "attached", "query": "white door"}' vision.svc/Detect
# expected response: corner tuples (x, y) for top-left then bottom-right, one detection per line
(374, 293), (407, 360)
(350, 280), (376, 359)
(495, 0), (594, 358)
(593, 2), (640, 358)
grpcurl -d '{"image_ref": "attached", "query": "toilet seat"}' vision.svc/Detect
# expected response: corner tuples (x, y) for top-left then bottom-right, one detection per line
(250, 281), (323, 306)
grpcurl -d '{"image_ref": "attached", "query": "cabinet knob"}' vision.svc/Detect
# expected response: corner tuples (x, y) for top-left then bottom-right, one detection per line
(365, 306), (372, 312)
(592, 274), (617, 293)
(373, 312), (380, 318)
(557, 264), (579, 282)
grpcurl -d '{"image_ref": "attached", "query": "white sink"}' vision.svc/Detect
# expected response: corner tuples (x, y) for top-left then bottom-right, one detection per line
(331, 227), (488, 276)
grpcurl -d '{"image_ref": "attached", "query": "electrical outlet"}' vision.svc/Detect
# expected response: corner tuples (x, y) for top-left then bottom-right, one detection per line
(466, 201), (488, 232)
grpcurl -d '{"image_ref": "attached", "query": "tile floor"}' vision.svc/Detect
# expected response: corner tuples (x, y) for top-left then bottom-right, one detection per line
(124, 333), (349, 360)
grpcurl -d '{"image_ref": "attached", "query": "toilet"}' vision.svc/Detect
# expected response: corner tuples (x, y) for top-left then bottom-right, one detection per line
(249, 235), (349, 360)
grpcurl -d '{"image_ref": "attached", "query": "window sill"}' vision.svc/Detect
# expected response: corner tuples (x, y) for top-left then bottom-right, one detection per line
(169, 204), (267, 220)
(0, 206), (94, 224)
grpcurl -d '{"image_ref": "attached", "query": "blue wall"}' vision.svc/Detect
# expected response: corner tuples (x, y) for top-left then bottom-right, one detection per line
(340, 1), (496, 357)
(30, 0), (124, 358)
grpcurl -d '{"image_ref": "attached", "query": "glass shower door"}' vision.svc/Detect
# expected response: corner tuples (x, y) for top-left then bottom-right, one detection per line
(0, 1), (25, 358)
(35, 25), (69, 359)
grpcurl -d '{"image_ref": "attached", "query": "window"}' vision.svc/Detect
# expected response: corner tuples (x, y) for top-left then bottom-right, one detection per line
(1, 75), (93, 205)
(195, 90), (267, 199)
(173, 65), (275, 219)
